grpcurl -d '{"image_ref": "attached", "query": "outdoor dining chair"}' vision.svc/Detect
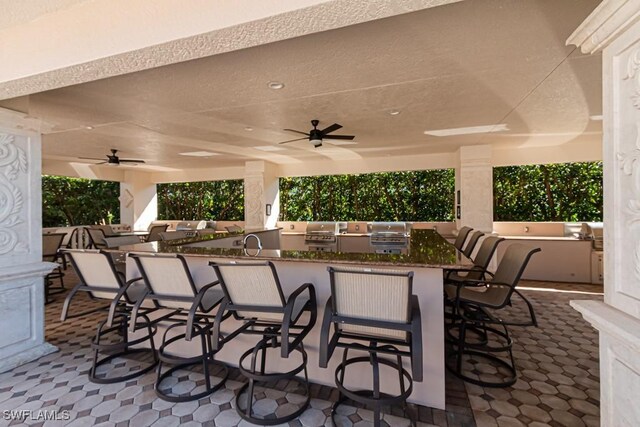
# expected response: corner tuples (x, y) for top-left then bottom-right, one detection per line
(42, 233), (67, 303)
(461, 230), (485, 258)
(320, 266), (422, 427)
(86, 227), (108, 249)
(146, 224), (169, 242)
(130, 253), (228, 402)
(210, 260), (317, 426)
(444, 244), (541, 387)
(453, 226), (473, 251)
(61, 249), (167, 384)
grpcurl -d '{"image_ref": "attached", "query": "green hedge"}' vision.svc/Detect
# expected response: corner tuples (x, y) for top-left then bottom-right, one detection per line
(279, 170), (455, 221)
(157, 180), (244, 221)
(493, 162), (603, 222)
(42, 175), (120, 227)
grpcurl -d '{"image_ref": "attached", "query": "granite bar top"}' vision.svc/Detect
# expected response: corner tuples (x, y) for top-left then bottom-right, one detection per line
(113, 229), (473, 269)
(161, 227), (280, 246)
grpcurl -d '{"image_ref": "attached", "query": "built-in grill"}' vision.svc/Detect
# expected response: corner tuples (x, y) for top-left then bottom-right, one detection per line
(175, 220), (207, 231)
(369, 222), (409, 254)
(305, 222), (344, 252)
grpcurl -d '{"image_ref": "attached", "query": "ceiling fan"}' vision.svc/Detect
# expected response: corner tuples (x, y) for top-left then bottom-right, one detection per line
(279, 119), (355, 148)
(79, 149), (146, 166)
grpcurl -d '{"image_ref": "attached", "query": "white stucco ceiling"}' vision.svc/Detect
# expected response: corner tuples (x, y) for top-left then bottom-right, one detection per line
(0, 0), (90, 31)
(1, 0), (603, 177)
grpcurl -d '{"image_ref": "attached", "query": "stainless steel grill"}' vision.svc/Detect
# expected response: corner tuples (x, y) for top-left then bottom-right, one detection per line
(175, 220), (207, 231)
(370, 222), (409, 254)
(305, 222), (342, 252)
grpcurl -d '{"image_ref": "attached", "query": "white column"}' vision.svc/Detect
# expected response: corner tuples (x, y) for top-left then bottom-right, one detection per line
(119, 171), (157, 231)
(455, 145), (493, 233)
(568, 3), (640, 426)
(244, 161), (280, 230)
(0, 108), (57, 373)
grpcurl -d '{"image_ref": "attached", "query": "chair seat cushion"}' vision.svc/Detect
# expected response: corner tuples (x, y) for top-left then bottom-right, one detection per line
(444, 283), (504, 307)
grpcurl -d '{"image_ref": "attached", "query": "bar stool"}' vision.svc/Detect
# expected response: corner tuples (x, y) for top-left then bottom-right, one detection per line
(130, 253), (229, 402)
(445, 244), (540, 387)
(461, 230), (485, 258)
(319, 266), (423, 427)
(61, 249), (164, 384)
(43, 233), (67, 304)
(210, 260), (317, 426)
(453, 226), (473, 251)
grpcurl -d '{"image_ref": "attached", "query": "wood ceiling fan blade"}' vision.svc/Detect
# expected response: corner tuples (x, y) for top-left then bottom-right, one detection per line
(321, 123), (342, 134)
(78, 157), (107, 161)
(283, 129), (310, 136)
(119, 159), (146, 163)
(323, 134), (355, 140)
(278, 137), (308, 145)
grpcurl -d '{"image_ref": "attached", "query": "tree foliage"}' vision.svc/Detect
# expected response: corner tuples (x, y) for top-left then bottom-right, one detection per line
(279, 170), (455, 221)
(42, 175), (120, 227)
(157, 180), (244, 220)
(493, 162), (603, 222)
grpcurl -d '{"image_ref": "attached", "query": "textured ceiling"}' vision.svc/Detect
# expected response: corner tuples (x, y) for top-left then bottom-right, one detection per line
(0, 0), (89, 31)
(2, 0), (603, 173)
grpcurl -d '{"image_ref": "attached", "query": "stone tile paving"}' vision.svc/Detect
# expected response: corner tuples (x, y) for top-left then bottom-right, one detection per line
(462, 281), (603, 427)
(0, 268), (602, 427)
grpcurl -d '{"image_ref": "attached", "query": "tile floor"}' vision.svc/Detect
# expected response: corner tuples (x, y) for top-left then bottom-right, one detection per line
(0, 272), (602, 427)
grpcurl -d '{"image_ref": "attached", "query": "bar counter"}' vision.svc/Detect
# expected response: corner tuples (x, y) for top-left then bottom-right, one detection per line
(110, 229), (472, 410)
(114, 229), (473, 270)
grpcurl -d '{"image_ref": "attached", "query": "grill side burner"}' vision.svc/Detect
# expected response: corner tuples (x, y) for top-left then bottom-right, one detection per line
(370, 222), (409, 254)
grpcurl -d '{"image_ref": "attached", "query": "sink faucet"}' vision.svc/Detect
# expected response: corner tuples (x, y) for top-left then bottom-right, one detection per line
(243, 233), (262, 250)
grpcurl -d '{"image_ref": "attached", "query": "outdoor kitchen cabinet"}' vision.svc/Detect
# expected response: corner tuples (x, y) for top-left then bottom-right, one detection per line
(338, 234), (372, 253)
(279, 233), (307, 251)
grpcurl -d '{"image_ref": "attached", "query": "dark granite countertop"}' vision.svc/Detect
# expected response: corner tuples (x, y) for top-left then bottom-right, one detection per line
(113, 229), (473, 269)
(160, 227), (280, 246)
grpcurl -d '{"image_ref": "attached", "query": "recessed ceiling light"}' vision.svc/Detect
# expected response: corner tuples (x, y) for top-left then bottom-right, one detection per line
(268, 81), (285, 90)
(85, 126), (94, 130)
(389, 110), (401, 116)
(244, 127), (254, 131)
(424, 124), (508, 137)
(589, 115), (603, 121)
(179, 151), (220, 157)
(253, 146), (285, 152)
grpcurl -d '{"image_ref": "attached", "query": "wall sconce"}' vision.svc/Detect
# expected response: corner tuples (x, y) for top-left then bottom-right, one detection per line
(266, 204), (272, 216)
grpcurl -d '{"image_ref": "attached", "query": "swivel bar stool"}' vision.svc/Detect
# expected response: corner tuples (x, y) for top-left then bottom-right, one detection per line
(320, 266), (423, 427)
(61, 249), (167, 384)
(130, 253), (229, 402)
(445, 244), (540, 387)
(210, 260), (317, 426)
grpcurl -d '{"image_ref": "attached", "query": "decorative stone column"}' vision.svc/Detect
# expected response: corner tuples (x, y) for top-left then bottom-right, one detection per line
(455, 145), (493, 232)
(0, 108), (57, 373)
(120, 171), (157, 231)
(568, 2), (640, 425)
(244, 161), (279, 230)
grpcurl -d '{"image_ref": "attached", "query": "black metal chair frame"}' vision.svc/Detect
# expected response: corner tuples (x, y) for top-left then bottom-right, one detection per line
(210, 261), (317, 426)
(61, 250), (171, 384)
(129, 253), (230, 402)
(445, 247), (541, 388)
(319, 267), (423, 427)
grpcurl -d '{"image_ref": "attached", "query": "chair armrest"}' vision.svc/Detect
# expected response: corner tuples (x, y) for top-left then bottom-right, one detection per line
(128, 289), (150, 333)
(409, 295), (423, 382)
(60, 283), (84, 322)
(106, 278), (143, 327)
(319, 297), (336, 369)
(185, 281), (219, 341)
(282, 283), (316, 358)
(445, 266), (485, 281)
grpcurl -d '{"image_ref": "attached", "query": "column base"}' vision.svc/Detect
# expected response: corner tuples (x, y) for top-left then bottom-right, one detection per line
(0, 342), (58, 374)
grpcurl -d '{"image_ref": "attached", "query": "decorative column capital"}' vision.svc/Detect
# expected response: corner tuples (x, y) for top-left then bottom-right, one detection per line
(567, 0), (640, 54)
